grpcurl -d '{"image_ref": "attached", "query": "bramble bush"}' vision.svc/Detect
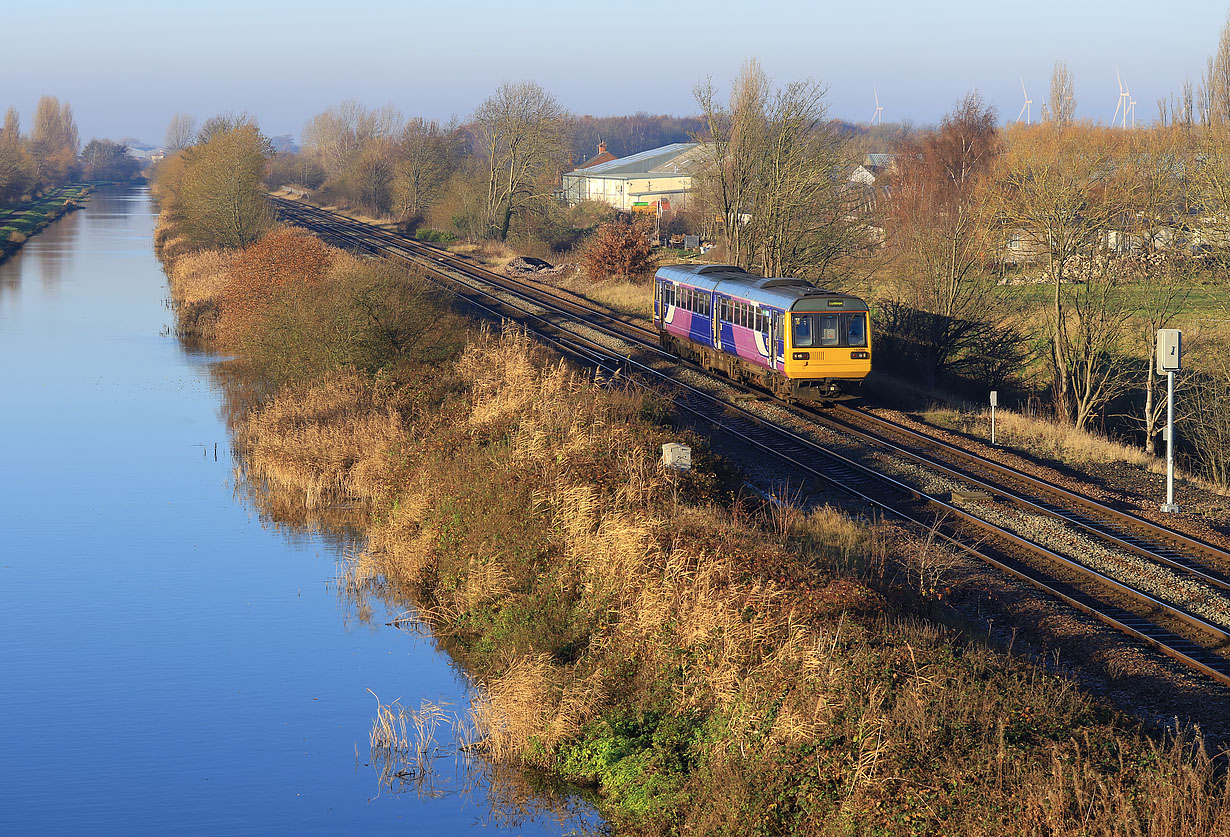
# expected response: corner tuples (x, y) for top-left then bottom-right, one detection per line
(581, 214), (656, 281)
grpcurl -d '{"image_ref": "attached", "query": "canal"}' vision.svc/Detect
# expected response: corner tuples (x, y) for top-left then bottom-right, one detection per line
(0, 185), (594, 834)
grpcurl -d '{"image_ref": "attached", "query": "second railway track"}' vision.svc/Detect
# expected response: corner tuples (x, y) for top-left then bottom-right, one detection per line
(271, 196), (1230, 689)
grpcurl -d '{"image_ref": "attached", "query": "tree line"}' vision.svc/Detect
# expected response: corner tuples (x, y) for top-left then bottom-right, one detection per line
(152, 15), (1230, 486)
(876, 38), (1230, 485)
(0, 96), (142, 203)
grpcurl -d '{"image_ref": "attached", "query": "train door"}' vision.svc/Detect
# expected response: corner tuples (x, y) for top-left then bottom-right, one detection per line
(711, 293), (720, 349)
(653, 280), (661, 324)
(770, 311), (783, 370)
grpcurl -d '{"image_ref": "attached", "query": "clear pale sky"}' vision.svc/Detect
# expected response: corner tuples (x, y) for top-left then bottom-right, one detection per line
(3, 0), (1227, 145)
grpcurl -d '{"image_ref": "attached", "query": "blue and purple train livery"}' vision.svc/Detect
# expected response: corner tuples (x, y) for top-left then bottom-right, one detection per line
(652, 264), (872, 401)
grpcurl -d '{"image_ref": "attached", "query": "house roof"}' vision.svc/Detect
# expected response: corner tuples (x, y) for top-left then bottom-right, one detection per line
(566, 142), (701, 179)
(578, 150), (618, 169)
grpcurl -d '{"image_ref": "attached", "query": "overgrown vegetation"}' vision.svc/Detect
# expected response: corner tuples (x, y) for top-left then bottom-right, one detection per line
(154, 181), (1229, 833)
(245, 325), (1228, 835)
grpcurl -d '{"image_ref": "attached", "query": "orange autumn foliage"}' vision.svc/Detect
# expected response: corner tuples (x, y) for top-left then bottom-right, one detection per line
(215, 226), (338, 348)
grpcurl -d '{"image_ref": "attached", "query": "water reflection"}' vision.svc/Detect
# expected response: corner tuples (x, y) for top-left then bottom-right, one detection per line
(1, 184), (600, 835)
(205, 274), (602, 835)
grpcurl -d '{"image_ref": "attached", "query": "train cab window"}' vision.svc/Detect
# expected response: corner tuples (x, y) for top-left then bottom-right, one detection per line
(820, 314), (839, 347)
(846, 314), (867, 347)
(792, 314), (814, 347)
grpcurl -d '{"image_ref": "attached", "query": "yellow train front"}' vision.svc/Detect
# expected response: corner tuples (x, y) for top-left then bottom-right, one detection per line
(653, 264), (871, 401)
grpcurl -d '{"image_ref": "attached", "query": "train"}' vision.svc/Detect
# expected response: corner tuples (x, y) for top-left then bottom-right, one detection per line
(652, 264), (872, 401)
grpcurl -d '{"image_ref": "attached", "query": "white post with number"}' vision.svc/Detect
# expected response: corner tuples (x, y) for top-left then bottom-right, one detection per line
(1157, 329), (1182, 513)
(989, 390), (998, 446)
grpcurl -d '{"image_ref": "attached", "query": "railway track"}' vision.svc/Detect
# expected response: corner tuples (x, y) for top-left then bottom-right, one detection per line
(271, 196), (1230, 689)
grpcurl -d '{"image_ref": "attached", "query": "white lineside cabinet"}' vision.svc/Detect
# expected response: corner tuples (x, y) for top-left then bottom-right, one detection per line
(1157, 328), (1182, 373)
(661, 443), (692, 471)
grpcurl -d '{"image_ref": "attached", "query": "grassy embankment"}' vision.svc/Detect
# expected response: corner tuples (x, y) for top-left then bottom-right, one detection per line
(0, 184), (93, 263)
(157, 208), (1230, 835)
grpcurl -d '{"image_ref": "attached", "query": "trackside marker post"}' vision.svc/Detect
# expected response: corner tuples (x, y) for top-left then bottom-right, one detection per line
(990, 390), (998, 446)
(1157, 329), (1182, 513)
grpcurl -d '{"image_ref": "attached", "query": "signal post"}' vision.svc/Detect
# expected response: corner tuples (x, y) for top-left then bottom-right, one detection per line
(1157, 329), (1182, 513)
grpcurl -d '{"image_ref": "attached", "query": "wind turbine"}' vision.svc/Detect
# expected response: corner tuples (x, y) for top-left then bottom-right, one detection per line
(1113, 68), (1130, 127)
(871, 87), (884, 125)
(1017, 77), (1033, 124)
(1126, 79), (1137, 128)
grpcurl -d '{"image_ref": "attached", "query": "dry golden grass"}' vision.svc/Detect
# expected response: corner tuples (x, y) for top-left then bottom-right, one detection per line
(924, 404), (1156, 469)
(368, 690), (453, 787)
(215, 303), (1229, 833)
(238, 371), (403, 508)
(469, 656), (607, 767)
(167, 248), (239, 306)
(541, 272), (653, 321)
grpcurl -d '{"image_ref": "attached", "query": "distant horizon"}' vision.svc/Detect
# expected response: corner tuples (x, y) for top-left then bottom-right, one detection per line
(4, 0), (1226, 146)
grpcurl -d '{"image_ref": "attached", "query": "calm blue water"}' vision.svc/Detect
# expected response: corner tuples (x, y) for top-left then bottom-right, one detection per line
(0, 186), (593, 835)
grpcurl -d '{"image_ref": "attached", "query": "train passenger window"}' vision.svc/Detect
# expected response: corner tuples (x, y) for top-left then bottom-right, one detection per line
(846, 314), (867, 347)
(792, 314), (813, 347)
(820, 314), (839, 346)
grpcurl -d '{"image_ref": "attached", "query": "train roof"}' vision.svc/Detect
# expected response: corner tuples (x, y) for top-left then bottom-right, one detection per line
(654, 264), (868, 312)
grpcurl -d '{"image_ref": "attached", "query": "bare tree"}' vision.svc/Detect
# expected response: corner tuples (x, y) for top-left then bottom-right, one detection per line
(694, 61), (871, 280)
(1182, 336), (1230, 487)
(1211, 12), (1230, 127)
(0, 108), (34, 202)
(392, 119), (456, 223)
(885, 92), (1002, 384)
(1190, 126), (1230, 270)
(196, 112), (260, 145)
(472, 82), (570, 241)
(30, 96), (79, 186)
(1198, 57), (1215, 127)
(693, 59), (769, 269)
(992, 126), (1138, 427)
(345, 140), (396, 217)
(164, 113), (196, 151)
(302, 101), (402, 183)
(1048, 60), (1076, 129)
(1114, 128), (1193, 452)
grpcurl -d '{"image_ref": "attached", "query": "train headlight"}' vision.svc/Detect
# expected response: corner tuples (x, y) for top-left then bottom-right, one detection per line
(850, 351), (870, 360)
(792, 351), (810, 360)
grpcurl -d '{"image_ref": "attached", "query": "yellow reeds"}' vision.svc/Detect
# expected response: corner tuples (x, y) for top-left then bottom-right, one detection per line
(368, 690), (452, 787)
(239, 371), (403, 508)
(167, 248), (239, 307)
